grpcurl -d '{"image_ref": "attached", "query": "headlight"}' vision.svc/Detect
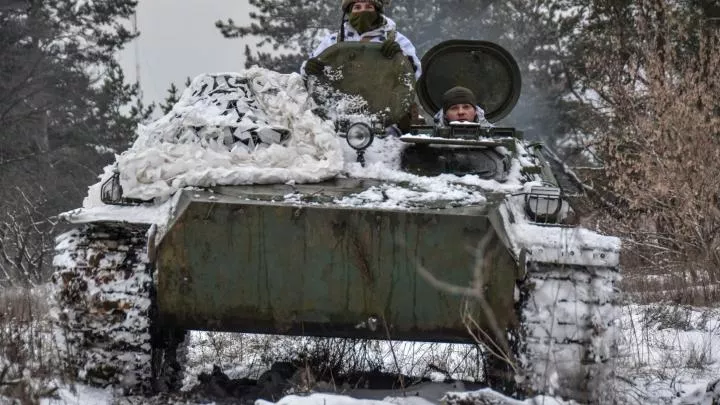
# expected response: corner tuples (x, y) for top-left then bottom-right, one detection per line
(346, 123), (374, 150)
(525, 186), (563, 223)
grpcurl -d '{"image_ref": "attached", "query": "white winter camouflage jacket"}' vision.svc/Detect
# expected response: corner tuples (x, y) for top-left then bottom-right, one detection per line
(301, 16), (422, 80)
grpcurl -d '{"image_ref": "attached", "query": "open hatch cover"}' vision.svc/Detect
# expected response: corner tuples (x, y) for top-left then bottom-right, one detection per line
(416, 40), (521, 123)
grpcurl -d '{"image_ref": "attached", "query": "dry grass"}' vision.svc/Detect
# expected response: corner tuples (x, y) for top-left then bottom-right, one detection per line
(571, 0), (720, 306)
(613, 304), (720, 404)
(184, 331), (483, 392)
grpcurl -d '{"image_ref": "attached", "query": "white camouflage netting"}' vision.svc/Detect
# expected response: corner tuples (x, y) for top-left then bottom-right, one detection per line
(89, 68), (343, 204)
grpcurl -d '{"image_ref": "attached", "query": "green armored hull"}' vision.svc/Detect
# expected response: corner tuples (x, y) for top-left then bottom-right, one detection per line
(156, 181), (518, 342)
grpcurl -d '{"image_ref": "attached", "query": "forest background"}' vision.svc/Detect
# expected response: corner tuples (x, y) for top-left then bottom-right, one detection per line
(1, 0), (719, 306)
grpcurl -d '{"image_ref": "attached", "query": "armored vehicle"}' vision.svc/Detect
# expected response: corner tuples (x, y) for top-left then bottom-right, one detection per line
(51, 40), (620, 403)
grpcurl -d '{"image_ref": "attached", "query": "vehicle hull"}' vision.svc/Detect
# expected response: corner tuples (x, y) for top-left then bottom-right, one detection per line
(156, 184), (520, 342)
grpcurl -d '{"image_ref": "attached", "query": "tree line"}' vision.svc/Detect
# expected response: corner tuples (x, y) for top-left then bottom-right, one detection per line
(1, 0), (718, 301)
(0, 0), (149, 286)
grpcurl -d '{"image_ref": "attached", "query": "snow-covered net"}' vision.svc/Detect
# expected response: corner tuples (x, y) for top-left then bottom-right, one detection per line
(87, 68), (344, 204)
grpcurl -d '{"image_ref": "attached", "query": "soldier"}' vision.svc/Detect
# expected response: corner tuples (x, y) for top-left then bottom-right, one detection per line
(434, 86), (492, 127)
(301, 0), (422, 80)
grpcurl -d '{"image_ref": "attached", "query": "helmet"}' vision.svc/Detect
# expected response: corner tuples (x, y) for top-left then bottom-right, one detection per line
(341, 0), (384, 13)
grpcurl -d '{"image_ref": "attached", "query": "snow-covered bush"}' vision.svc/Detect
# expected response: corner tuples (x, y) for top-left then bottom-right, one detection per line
(0, 286), (63, 403)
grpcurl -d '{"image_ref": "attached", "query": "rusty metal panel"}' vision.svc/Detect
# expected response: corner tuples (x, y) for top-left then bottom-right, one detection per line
(157, 196), (519, 342)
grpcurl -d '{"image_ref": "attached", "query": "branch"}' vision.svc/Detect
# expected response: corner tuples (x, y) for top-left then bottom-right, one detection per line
(416, 264), (479, 299)
(542, 146), (599, 192)
(416, 232), (515, 369)
(0, 51), (48, 123)
(542, 145), (629, 217)
(380, 315), (405, 391)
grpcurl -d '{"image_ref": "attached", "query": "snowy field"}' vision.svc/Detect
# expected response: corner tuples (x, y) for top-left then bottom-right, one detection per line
(5, 304), (712, 405)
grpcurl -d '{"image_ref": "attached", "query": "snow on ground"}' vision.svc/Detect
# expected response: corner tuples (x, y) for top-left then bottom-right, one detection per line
(184, 305), (719, 405)
(181, 306), (720, 405)
(40, 385), (113, 405)
(255, 391), (567, 405)
(614, 305), (720, 404)
(32, 303), (718, 404)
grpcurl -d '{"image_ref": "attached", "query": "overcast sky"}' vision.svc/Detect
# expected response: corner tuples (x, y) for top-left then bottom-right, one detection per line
(118, 0), (254, 106)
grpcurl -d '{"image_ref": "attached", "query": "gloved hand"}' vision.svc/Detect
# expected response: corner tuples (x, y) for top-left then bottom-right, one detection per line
(380, 39), (402, 59)
(304, 58), (325, 76)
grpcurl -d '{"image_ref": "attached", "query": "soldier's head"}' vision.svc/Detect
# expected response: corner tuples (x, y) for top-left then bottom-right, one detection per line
(341, 0), (384, 34)
(341, 0), (384, 14)
(442, 86), (478, 123)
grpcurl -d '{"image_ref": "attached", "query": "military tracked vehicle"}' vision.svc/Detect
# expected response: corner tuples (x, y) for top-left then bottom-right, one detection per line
(51, 40), (620, 402)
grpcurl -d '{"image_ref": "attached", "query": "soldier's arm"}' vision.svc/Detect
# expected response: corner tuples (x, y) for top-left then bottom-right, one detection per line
(394, 32), (422, 79)
(300, 33), (338, 76)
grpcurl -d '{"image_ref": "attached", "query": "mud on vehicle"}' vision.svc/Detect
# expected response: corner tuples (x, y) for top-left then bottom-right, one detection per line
(51, 40), (620, 403)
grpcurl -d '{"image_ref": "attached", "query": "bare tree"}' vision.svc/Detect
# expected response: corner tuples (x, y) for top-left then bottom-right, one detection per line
(570, 0), (720, 303)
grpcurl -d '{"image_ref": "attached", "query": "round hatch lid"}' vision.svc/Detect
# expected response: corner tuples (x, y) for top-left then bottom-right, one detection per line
(416, 40), (521, 123)
(313, 42), (416, 125)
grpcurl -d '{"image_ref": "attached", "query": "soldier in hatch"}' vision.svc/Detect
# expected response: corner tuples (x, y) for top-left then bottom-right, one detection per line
(434, 86), (492, 127)
(301, 0), (422, 80)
